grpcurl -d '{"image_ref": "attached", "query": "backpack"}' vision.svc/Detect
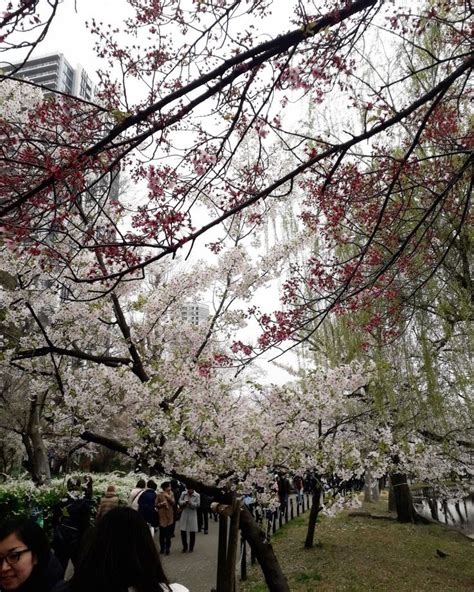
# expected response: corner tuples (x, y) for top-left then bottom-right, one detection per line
(129, 489), (144, 510)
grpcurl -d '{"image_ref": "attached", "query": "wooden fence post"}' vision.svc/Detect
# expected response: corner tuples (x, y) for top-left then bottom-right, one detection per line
(239, 497), (307, 586)
(216, 514), (228, 592)
(240, 536), (247, 581)
(251, 545), (256, 565)
(223, 496), (241, 592)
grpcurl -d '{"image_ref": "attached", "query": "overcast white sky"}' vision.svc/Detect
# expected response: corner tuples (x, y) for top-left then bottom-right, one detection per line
(3, 0), (289, 78)
(3, 0), (126, 73)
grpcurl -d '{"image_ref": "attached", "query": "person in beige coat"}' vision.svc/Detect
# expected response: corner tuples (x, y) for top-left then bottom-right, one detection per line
(155, 481), (175, 555)
(96, 485), (120, 521)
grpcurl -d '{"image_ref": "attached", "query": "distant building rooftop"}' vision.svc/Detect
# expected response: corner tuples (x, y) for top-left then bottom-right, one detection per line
(3, 53), (94, 101)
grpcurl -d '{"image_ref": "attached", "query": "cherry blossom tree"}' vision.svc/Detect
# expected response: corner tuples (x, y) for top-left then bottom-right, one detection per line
(1, 1), (472, 589)
(0, 222), (300, 585)
(0, 0), (469, 299)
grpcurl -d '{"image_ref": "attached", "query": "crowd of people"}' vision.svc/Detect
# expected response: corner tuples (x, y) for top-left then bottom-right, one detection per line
(129, 478), (211, 555)
(0, 471), (368, 591)
(0, 475), (205, 592)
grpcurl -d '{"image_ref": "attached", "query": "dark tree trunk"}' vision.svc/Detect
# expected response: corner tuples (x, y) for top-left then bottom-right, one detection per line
(238, 507), (290, 592)
(388, 476), (396, 512)
(454, 501), (464, 524)
(22, 393), (51, 484)
(304, 484), (322, 548)
(216, 515), (228, 591)
(28, 428), (51, 484)
(223, 496), (240, 592)
(21, 433), (34, 471)
(390, 472), (416, 523)
(427, 496), (439, 521)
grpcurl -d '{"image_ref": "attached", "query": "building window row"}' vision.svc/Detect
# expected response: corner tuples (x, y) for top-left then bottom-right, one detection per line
(11, 60), (60, 75)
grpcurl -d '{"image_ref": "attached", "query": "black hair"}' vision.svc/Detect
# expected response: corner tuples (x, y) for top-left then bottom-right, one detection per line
(146, 479), (157, 491)
(136, 479), (146, 488)
(71, 507), (169, 592)
(0, 518), (52, 590)
(160, 481), (171, 490)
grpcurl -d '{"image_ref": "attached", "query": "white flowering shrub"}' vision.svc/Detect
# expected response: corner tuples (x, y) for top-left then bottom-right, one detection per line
(0, 471), (159, 536)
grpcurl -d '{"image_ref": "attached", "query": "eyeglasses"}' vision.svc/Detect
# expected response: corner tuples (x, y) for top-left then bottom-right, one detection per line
(0, 549), (31, 568)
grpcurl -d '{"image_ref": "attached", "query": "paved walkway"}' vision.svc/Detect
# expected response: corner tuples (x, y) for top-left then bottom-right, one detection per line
(157, 494), (309, 591)
(157, 519), (220, 592)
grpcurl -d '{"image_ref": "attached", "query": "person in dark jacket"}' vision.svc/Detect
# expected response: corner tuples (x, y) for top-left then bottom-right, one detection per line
(170, 480), (184, 538)
(277, 474), (290, 517)
(0, 518), (65, 592)
(197, 493), (212, 534)
(52, 478), (92, 571)
(137, 480), (158, 535)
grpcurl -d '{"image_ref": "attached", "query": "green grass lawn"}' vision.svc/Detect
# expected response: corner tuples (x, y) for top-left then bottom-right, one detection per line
(240, 494), (474, 591)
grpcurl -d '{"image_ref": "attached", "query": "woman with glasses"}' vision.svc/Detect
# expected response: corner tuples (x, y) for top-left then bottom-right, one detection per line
(0, 518), (65, 592)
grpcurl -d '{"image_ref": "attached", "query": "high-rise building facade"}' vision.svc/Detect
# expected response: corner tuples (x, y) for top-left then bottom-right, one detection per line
(181, 302), (210, 325)
(3, 53), (94, 100)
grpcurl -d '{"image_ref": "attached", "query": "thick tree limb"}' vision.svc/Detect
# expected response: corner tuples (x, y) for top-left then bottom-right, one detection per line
(68, 55), (473, 287)
(14, 346), (132, 368)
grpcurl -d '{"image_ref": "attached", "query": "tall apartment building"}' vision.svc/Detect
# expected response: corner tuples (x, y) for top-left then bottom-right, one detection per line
(2, 51), (118, 300)
(181, 302), (210, 325)
(3, 53), (94, 100)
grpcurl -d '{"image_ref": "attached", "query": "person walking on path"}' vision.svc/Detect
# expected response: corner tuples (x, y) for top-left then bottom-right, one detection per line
(178, 488), (200, 553)
(277, 473), (290, 517)
(127, 479), (146, 511)
(138, 480), (159, 536)
(197, 493), (212, 535)
(96, 485), (120, 521)
(62, 507), (188, 592)
(293, 475), (304, 507)
(155, 482), (175, 555)
(51, 477), (92, 571)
